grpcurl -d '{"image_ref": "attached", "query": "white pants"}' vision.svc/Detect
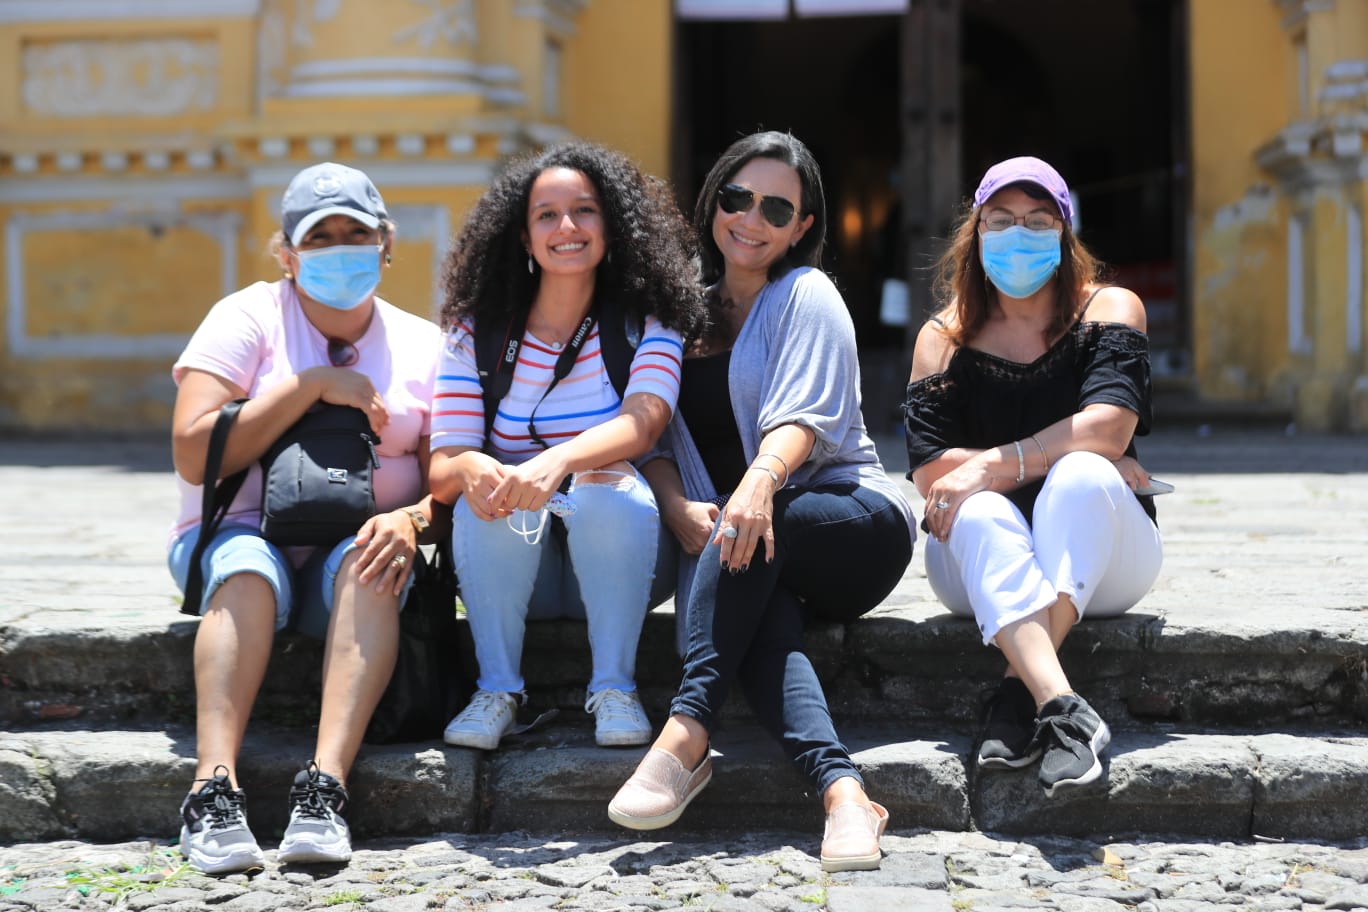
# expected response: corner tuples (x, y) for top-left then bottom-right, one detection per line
(925, 451), (1163, 645)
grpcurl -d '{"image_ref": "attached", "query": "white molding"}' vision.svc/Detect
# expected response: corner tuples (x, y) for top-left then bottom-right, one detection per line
(1349, 203), (1364, 357)
(1288, 212), (1311, 355)
(5, 207), (240, 359)
(291, 57), (480, 79)
(0, 174), (246, 204)
(250, 160), (496, 194)
(388, 203), (451, 321)
(0, 0), (259, 21)
(283, 77), (486, 98)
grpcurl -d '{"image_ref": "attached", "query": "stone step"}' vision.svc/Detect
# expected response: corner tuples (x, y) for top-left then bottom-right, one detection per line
(2, 724), (1364, 846)
(4, 607), (1367, 732)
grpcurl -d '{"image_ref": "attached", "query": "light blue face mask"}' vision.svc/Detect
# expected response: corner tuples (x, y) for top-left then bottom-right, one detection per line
(980, 225), (1062, 299)
(293, 244), (382, 311)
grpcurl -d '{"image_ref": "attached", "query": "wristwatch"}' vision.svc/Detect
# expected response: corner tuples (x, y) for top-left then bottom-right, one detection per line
(403, 508), (430, 535)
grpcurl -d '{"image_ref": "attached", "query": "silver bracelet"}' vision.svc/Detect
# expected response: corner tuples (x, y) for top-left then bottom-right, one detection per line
(747, 465), (780, 484)
(753, 452), (790, 486)
(1013, 439), (1026, 484)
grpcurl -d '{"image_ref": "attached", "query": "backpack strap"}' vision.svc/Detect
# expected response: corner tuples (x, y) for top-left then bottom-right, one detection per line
(181, 399), (249, 617)
(472, 301), (641, 451)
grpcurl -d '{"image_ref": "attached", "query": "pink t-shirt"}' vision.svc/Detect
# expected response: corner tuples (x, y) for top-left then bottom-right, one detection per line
(170, 280), (442, 550)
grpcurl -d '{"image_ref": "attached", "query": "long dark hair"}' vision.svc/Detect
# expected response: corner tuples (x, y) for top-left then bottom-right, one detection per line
(693, 131), (827, 287)
(440, 142), (706, 341)
(932, 181), (1102, 346)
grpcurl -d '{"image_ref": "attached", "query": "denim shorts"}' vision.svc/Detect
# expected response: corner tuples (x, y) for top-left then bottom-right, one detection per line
(167, 523), (413, 638)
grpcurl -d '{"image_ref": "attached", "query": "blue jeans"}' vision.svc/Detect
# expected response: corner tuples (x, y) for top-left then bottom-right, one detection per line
(167, 523), (413, 637)
(671, 484), (913, 793)
(452, 472), (676, 694)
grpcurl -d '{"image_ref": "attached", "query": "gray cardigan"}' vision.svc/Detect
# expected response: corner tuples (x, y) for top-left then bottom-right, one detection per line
(655, 266), (915, 651)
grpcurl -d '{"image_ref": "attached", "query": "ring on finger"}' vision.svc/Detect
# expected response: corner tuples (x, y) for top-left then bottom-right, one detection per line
(935, 500), (950, 510)
(391, 554), (407, 568)
(721, 526), (739, 540)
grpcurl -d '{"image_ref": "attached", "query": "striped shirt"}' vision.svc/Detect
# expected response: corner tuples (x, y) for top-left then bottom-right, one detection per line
(430, 314), (683, 463)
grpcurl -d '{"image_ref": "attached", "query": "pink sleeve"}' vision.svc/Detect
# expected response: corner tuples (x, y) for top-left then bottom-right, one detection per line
(172, 287), (269, 391)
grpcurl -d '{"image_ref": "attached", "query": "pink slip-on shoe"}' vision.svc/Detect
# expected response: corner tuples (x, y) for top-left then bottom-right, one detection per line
(607, 748), (712, 830)
(819, 800), (889, 872)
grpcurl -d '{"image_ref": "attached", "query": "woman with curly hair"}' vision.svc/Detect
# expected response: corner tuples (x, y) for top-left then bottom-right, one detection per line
(607, 131), (914, 872)
(904, 156), (1163, 798)
(428, 142), (706, 750)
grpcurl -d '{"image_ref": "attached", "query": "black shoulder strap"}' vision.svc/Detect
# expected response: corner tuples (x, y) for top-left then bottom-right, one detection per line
(181, 399), (249, 617)
(472, 301), (641, 450)
(1078, 285), (1111, 320)
(597, 296), (639, 399)
(473, 311), (528, 449)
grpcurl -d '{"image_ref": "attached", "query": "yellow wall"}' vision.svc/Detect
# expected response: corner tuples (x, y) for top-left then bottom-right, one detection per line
(0, 1), (673, 432)
(563, 0), (673, 179)
(1189, 0), (1291, 403)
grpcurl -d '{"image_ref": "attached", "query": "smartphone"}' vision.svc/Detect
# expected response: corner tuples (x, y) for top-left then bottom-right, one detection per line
(1134, 478), (1175, 496)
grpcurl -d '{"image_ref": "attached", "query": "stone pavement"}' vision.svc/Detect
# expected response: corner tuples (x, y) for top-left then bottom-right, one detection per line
(3, 427), (1368, 910)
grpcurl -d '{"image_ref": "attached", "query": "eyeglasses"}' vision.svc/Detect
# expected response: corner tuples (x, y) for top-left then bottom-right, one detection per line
(717, 184), (798, 228)
(327, 338), (359, 367)
(980, 212), (1061, 233)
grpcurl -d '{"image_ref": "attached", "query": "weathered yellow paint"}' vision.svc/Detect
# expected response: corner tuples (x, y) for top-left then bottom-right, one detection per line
(1189, 0), (1290, 402)
(563, 0), (673, 178)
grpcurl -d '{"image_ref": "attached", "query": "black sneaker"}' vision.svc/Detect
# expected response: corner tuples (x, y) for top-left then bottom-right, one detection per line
(277, 762), (352, 864)
(178, 766), (266, 874)
(976, 677), (1042, 770)
(1033, 693), (1112, 798)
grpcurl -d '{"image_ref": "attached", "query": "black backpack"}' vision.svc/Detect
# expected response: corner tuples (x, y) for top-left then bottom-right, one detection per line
(470, 297), (640, 448)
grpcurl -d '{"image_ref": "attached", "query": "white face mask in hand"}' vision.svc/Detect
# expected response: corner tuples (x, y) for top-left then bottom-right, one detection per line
(504, 469), (635, 545)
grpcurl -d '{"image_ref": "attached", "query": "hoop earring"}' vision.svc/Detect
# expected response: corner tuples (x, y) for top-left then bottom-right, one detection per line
(527, 253), (535, 274)
(283, 270), (294, 280)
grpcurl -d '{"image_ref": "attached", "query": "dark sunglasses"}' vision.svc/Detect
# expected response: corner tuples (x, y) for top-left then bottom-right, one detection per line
(717, 183), (797, 228)
(327, 338), (359, 367)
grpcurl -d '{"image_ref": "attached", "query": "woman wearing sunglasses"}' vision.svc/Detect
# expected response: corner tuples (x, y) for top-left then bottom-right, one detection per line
(608, 131), (915, 872)
(428, 142), (706, 752)
(167, 162), (447, 873)
(904, 156), (1163, 798)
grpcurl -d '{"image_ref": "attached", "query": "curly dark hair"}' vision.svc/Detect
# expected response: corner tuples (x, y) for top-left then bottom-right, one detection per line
(694, 130), (828, 287)
(933, 180), (1103, 347)
(440, 142), (706, 342)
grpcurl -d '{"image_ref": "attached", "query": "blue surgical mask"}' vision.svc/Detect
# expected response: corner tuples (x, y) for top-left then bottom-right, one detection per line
(980, 225), (1061, 299)
(293, 245), (381, 311)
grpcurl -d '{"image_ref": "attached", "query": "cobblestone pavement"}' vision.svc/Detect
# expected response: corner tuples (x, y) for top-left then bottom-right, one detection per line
(2, 830), (1367, 911)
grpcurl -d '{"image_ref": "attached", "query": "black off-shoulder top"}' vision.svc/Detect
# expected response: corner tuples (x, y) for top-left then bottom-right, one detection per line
(903, 320), (1157, 526)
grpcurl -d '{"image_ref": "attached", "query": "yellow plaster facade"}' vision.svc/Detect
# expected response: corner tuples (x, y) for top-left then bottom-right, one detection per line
(1192, 0), (1368, 430)
(0, 0), (670, 432)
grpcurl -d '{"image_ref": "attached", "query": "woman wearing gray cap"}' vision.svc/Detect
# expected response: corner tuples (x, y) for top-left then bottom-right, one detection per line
(904, 156), (1164, 798)
(167, 162), (445, 873)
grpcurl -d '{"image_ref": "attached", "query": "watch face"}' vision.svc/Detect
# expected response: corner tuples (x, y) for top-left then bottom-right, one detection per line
(408, 509), (429, 531)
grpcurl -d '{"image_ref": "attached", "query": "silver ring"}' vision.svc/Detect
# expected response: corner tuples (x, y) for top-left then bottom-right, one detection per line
(392, 554), (407, 568)
(721, 526), (739, 539)
(935, 501), (950, 510)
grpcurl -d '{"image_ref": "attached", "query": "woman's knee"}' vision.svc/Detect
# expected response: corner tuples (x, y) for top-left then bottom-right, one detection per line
(1046, 451), (1125, 497)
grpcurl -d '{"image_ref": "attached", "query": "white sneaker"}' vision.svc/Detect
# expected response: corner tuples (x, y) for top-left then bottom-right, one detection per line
(277, 763), (351, 865)
(178, 767), (266, 874)
(443, 690), (519, 750)
(585, 688), (651, 747)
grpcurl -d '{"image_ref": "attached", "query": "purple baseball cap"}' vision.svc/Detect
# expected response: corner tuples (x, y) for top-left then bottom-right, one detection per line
(972, 156), (1072, 224)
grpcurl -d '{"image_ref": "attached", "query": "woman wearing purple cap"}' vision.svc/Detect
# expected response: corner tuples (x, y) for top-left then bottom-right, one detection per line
(903, 156), (1164, 798)
(168, 162), (446, 872)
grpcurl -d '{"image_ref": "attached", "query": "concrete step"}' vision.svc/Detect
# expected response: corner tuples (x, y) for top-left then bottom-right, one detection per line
(2, 724), (1364, 846)
(4, 607), (1367, 731)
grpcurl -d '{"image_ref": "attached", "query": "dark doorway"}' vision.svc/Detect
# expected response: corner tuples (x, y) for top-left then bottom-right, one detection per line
(674, 1), (1186, 360)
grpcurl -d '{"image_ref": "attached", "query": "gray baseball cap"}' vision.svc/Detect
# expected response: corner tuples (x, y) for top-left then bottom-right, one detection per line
(281, 162), (388, 247)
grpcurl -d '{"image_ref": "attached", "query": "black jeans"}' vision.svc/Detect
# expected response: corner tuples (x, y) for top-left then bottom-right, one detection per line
(671, 483), (913, 794)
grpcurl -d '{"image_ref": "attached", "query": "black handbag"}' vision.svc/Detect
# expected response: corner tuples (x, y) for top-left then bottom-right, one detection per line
(259, 404), (380, 546)
(180, 400), (380, 616)
(364, 538), (471, 744)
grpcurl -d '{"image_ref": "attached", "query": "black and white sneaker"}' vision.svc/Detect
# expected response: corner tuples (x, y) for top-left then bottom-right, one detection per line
(178, 766), (266, 874)
(1033, 693), (1112, 798)
(277, 762), (352, 864)
(976, 677), (1042, 770)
